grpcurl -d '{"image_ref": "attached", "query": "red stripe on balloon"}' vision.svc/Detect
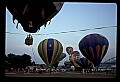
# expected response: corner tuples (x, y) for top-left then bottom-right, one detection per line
(96, 45), (100, 60)
(89, 47), (94, 60)
(93, 34), (98, 37)
(52, 40), (59, 64)
(86, 35), (90, 38)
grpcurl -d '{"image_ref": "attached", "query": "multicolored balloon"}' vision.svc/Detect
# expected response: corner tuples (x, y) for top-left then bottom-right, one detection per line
(79, 33), (109, 67)
(70, 51), (81, 68)
(38, 38), (63, 67)
(76, 57), (91, 69)
(66, 46), (73, 55)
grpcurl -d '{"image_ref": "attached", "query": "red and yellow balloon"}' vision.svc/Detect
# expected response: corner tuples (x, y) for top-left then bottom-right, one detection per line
(38, 38), (63, 67)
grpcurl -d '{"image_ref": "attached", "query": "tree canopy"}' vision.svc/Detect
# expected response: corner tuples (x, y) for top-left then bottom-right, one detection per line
(5, 53), (34, 70)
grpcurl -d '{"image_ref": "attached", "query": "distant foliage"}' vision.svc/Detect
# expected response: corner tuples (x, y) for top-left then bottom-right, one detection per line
(5, 53), (33, 70)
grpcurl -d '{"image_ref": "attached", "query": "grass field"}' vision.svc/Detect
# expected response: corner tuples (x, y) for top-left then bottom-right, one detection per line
(5, 71), (116, 78)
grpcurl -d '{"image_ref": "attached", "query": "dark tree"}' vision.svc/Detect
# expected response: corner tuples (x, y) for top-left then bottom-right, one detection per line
(6, 53), (33, 70)
(22, 53), (32, 68)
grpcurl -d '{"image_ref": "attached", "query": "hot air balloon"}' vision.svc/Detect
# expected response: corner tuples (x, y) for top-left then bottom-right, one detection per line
(79, 33), (109, 67)
(38, 38), (63, 68)
(70, 51), (81, 68)
(66, 46), (73, 55)
(76, 57), (91, 69)
(6, 0), (64, 33)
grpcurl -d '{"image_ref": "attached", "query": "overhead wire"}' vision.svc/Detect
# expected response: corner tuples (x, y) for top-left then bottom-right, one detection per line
(6, 25), (117, 36)
(6, 32), (25, 35)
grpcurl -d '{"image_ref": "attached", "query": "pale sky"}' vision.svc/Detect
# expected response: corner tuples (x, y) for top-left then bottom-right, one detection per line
(5, 2), (117, 66)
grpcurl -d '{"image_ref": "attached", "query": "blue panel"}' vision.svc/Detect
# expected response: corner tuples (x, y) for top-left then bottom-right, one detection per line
(47, 38), (54, 64)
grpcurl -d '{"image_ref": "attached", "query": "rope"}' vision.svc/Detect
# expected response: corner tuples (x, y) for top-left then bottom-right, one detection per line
(31, 46), (37, 63)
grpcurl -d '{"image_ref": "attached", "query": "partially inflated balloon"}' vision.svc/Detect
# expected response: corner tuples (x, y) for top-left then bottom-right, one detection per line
(38, 38), (63, 67)
(79, 33), (109, 67)
(70, 51), (81, 67)
(66, 46), (73, 55)
(76, 57), (91, 69)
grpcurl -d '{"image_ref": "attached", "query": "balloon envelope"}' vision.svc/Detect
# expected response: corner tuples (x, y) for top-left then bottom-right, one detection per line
(66, 46), (73, 55)
(6, 1), (64, 33)
(70, 51), (81, 67)
(79, 33), (109, 67)
(76, 57), (91, 69)
(38, 38), (63, 67)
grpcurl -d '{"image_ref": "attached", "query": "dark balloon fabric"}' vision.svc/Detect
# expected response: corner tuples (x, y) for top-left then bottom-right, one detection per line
(6, 0), (64, 33)
(38, 38), (63, 67)
(76, 57), (91, 69)
(79, 33), (109, 67)
(53, 62), (59, 68)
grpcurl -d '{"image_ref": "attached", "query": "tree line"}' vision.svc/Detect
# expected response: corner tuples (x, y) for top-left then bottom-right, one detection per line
(5, 53), (35, 71)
